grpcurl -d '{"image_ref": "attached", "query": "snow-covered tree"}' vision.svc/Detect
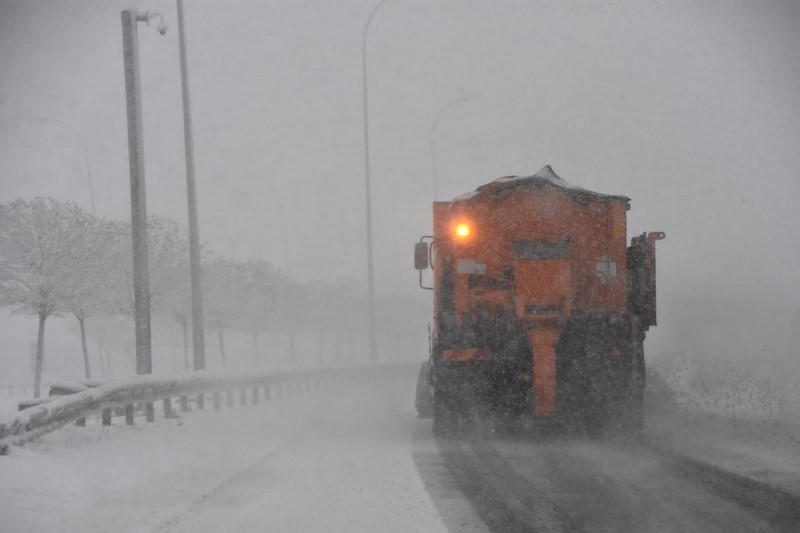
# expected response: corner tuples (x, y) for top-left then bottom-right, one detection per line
(305, 278), (366, 362)
(164, 280), (191, 371)
(60, 217), (123, 378)
(110, 217), (190, 318)
(238, 258), (284, 366)
(0, 198), (103, 396)
(203, 257), (242, 369)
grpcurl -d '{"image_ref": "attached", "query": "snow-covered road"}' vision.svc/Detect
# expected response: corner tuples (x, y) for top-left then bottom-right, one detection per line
(0, 378), (453, 533)
(2, 375), (800, 533)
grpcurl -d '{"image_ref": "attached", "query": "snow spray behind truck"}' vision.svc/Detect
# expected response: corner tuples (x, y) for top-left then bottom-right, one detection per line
(414, 166), (664, 435)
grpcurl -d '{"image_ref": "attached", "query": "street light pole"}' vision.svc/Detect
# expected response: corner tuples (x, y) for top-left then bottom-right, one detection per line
(121, 8), (151, 378)
(176, 0), (206, 372)
(121, 8), (165, 421)
(362, 0), (392, 360)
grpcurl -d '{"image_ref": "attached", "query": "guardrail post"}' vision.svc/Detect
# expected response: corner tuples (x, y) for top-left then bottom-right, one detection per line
(145, 401), (155, 422)
(239, 389), (246, 406)
(163, 398), (174, 418)
(102, 408), (112, 426)
(225, 390), (233, 407)
(213, 392), (221, 410)
(125, 404), (134, 425)
(179, 395), (189, 412)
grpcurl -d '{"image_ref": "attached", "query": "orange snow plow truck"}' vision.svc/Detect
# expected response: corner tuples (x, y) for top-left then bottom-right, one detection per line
(414, 166), (664, 435)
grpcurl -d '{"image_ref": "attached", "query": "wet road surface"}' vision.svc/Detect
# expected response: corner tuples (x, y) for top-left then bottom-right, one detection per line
(413, 421), (800, 533)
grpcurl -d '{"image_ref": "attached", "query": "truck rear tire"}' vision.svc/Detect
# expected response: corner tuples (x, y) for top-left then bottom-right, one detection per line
(432, 395), (458, 437)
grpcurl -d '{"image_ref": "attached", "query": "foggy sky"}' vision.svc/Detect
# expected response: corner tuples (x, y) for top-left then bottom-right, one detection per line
(1, 0), (799, 371)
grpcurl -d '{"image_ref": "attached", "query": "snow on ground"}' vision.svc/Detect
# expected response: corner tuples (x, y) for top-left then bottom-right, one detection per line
(0, 377), (448, 533)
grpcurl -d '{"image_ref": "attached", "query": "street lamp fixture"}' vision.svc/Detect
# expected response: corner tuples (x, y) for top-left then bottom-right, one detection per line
(136, 11), (168, 35)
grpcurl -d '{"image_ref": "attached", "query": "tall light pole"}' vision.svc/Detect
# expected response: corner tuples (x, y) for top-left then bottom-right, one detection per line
(121, 8), (166, 422)
(176, 0), (206, 372)
(431, 95), (475, 201)
(362, 0), (392, 360)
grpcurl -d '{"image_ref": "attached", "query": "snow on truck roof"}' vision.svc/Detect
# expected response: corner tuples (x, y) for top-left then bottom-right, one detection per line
(451, 165), (630, 203)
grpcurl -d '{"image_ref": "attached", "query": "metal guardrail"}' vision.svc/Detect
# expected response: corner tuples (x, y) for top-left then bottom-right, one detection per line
(0, 362), (416, 454)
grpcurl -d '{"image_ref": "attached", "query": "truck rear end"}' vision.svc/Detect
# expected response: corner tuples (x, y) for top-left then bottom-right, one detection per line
(414, 166), (663, 434)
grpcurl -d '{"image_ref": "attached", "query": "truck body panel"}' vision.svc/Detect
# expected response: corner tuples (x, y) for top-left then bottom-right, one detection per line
(416, 166), (663, 432)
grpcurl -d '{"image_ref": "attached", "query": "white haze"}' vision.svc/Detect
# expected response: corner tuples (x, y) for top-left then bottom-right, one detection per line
(1, 0), (799, 411)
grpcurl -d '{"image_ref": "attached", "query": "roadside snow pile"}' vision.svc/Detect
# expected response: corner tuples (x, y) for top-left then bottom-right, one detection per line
(649, 351), (799, 420)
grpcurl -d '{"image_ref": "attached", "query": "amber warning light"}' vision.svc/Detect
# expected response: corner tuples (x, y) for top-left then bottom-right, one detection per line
(455, 223), (471, 238)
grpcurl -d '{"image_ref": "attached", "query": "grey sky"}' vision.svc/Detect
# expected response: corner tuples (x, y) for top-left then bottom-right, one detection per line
(1, 0), (799, 369)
